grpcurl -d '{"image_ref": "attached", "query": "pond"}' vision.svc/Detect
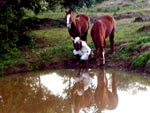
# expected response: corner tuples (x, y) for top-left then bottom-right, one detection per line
(0, 68), (150, 113)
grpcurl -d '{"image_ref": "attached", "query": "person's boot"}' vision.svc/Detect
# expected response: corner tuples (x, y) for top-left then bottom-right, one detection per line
(79, 60), (86, 68)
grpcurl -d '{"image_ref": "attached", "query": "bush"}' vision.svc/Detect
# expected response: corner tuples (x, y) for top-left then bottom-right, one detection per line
(0, 1), (37, 59)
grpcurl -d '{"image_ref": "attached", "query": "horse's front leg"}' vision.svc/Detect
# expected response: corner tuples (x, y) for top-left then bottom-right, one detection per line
(96, 48), (105, 65)
(102, 51), (105, 65)
(82, 31), (88, 42)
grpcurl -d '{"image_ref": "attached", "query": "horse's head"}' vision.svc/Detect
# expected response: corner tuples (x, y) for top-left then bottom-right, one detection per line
(65, 10), (75, 29)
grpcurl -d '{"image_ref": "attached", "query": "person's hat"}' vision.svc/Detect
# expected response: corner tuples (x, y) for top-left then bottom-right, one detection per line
(74, 37), (80, 44)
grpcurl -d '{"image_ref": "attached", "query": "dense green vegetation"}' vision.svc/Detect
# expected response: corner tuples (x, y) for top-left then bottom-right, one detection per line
(0, 0), (150, 75)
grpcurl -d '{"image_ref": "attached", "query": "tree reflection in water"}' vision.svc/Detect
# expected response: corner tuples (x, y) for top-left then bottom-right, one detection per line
(0, 73), (71, 113)
(0, 69), (119, 113)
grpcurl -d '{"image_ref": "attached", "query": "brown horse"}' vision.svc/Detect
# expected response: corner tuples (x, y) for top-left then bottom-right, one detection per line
(65, 10), (90, 42)
(91, 15), (115, 65)
(94, 68), (118, 111)
(71, 69), (94, 113)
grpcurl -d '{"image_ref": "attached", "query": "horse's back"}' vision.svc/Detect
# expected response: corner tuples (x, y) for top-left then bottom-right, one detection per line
(91, 19), (106, 48)
(91, 15), (115, 42)
(75, 14), (90, 41)
(76, 14), (90, 29)
(77, 14), (90, 22)
(100, 15), (115, 31)
(98, 15), (114, 22)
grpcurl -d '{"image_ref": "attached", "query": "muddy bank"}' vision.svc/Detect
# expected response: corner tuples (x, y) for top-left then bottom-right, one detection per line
(2, 54), (149, 76)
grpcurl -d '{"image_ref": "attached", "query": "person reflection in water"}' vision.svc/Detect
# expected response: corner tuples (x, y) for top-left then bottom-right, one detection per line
(71, 69), (94, 113)
(95, 68), (118, 111)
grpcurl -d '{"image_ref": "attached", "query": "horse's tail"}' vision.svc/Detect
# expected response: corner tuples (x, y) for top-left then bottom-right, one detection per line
(110, 16), (115, 53)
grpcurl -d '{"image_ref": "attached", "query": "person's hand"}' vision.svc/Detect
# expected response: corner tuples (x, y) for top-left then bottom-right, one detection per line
(70, 36), (74, 41)
(85, 54), (89, 60)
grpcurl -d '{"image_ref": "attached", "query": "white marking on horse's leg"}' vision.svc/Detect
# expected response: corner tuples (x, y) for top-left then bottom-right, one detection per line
(102, 51), (105, 64)
(66, 14), (71, 27)
(104, 69), (106, 83)
(71, 104), (75, 113)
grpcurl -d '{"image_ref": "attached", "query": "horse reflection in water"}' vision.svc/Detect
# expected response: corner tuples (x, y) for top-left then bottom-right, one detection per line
(71, 69), (94, 113)
(71, 68), (118, 113)
(95, 68), (118, 111)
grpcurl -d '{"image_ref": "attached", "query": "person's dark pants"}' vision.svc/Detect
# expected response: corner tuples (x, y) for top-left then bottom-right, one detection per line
(79, 60), (88, 68)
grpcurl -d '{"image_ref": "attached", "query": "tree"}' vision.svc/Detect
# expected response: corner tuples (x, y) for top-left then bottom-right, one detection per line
(62, 0), (96, 10)
(0, 0), (42, 57)
(44, 0), (103, 11)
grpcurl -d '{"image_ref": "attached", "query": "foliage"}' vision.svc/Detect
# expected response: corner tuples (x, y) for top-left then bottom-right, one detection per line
(62, 0), (96, 10)
(46, 0), (62, 10)
(0, 0), (42, 74)
(44, 0), (104, 11)
(0, 0), (42, 60)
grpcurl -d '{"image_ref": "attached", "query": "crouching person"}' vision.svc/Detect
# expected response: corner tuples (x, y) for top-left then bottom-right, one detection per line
(73, 37), (91, 68)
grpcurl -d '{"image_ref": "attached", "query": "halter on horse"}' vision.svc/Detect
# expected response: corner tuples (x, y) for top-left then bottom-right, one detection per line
(65, 10), (90, 42)
(91, 15), (115, 65)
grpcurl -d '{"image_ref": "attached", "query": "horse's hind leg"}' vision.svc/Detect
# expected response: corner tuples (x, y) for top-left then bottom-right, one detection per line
(109, 28), (115, 53)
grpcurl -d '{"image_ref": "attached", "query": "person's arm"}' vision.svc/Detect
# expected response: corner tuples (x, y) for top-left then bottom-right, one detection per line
(82, 41), (91, 55)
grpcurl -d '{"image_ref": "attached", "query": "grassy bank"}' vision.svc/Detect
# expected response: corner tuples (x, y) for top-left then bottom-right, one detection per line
(1, 0), (150, 75)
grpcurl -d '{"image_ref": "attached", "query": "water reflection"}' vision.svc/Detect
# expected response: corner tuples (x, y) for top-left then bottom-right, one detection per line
(40, 72), (68, 98)
(0, 72), (71, 113)
(71, 69), (94, 113)
(95, 68), (118, 111)
(71, 68), (119, 113)
(0, 69), (150, 113)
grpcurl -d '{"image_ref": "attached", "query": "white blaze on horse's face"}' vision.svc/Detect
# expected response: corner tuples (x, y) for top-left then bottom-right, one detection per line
(66, 14), (71, 28)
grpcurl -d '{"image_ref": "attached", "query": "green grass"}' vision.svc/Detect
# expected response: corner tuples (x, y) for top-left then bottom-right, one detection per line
(30, 27), (73, 60)
(37, 10), (65, 19)
(132, 52), (150, 67)
(91, 0), (150, 14)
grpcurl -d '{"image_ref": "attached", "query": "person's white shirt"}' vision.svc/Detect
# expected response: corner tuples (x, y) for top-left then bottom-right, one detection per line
(73, 37), (91, 60)
(75, 71), (93, 95)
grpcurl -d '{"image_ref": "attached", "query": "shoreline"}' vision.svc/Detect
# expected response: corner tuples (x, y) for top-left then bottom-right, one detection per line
(1, 58), (149, 76)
